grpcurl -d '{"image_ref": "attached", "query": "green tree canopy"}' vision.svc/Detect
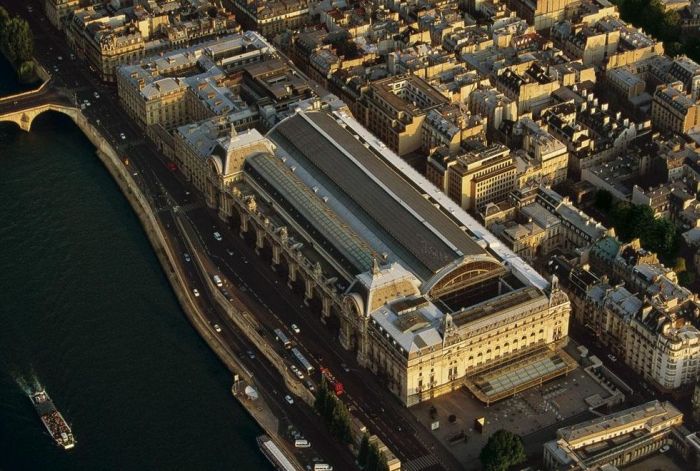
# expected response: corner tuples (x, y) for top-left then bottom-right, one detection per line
(479, 429), (526, 471)
(594, 189), (613, 212)
(314, 376), (354, 444)
(365, 443), (380, 471)
(376, 452), (389, 471)
(5, 17), (33, 65)
(357, 433), (370, 468)
(0, 6), (11, 47)
(0, 6), (10, 27)
(0, 11), (33, 72)
(607, 202), (679, 263)
(673, 257), (687, 273)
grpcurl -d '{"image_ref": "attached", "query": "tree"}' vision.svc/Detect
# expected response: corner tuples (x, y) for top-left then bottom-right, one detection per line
(314, 378), (332, 420)
(376, 452), (389, 471)
(5, 17), (33, 65)
(0, 6), (9, 29)
(357, 433), (370, 468)
(0, 11), (34, 82)
(315, 377), (354, 443)
(330, 399), (353, 443)
(607, 202), (680, 263)
(594, 189), (613, 212)
(0, 7), (11, 51)
(674, 257), (687, 274)
(679, 270), (696, 287)
(365, 443), (380, 471)
(479, 429), (526, 471)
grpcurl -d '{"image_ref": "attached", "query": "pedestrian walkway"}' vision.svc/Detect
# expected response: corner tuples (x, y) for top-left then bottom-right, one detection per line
(403, 453), (441, 471)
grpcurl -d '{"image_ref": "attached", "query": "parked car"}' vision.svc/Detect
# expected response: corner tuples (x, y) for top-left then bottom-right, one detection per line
(290, 365), (304, 380)
(213, 232), (222, 241)
(607, 354), (617, 362)
(291, 323), (300, 334)
(284, 395), (294, 405)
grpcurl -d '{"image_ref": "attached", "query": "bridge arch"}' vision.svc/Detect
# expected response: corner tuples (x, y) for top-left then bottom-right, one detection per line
(0, 104), (78, 132)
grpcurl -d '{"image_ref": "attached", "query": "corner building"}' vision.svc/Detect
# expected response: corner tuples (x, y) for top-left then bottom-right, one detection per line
(193, 109), (574, 406)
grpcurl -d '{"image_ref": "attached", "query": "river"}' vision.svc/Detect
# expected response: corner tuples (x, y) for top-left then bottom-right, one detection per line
(0, 54), (270, 470)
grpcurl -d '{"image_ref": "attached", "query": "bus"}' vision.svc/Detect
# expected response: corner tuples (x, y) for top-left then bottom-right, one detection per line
(274, 328), (292, 349)
(291, 348), (314, 375)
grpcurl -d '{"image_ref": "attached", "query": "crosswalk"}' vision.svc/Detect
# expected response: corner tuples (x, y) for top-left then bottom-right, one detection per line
(403, 454), (441, 471)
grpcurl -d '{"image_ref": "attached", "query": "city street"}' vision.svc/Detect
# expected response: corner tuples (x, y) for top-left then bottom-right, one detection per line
(1, 0), (465, 469)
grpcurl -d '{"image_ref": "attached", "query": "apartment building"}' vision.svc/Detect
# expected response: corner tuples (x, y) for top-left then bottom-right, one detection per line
(552, 21), (620, 67)
(507, 0), (577, 30)
(426, 144), (517, 212)
(420, 106), (486, 155)
(358, 75), (449, 156)
(606, 67), (647, 100)
(651, 83), (700, 134)
(227, 0), (310, 36)
(536, 187), (608, 250)
(493, 63), (559, 114)
(552, 242), (700, 391)
(512, 117), (569, 188)
(117, 32), (276, 128)
(67, 4), (239, 82)
(496, 220), (547, 262)
(544, 401), (683, 470)
(44, 0), (79, 30)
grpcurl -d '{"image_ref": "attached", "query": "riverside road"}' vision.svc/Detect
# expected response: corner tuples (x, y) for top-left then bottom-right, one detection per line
(2, 0), (466, 469)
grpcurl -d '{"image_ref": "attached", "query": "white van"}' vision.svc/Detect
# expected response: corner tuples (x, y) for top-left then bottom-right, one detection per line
(294, 439), (310, 448)
(213, 275), (223, 287)
(314, 465), (332, 471)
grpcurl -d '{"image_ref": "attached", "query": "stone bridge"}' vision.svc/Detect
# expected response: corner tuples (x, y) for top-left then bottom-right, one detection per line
(0, 81), (76, 131)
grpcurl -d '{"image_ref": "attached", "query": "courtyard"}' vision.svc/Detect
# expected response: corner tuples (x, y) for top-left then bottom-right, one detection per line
(411, 363), (615, 469)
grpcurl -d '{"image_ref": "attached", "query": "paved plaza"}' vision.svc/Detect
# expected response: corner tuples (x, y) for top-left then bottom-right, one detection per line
(411, 366), (614, 469)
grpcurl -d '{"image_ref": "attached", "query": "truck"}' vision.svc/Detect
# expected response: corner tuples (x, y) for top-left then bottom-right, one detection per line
(274, 328), (292, 349)
(321, 367), (344, 396)
(291, 348), (314, 375)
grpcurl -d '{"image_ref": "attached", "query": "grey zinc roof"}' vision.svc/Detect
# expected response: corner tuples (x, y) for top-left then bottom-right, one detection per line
(268, 111), (486, 279)
(246, 152), (378, 274)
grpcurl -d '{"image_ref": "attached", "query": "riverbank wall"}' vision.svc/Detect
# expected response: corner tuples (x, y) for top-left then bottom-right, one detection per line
(65, 109), (306, 469)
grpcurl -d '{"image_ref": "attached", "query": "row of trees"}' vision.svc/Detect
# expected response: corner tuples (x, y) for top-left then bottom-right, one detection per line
(314, 378), (354, 444)
(594, 190), (680, 264)
(0, 7), (35, 81)
(356, 434), (389, 471)
(314, 379), (390, 471)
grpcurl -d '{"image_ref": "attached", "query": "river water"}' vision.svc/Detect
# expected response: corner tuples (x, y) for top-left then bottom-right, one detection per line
(0, 55), (269, 470)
